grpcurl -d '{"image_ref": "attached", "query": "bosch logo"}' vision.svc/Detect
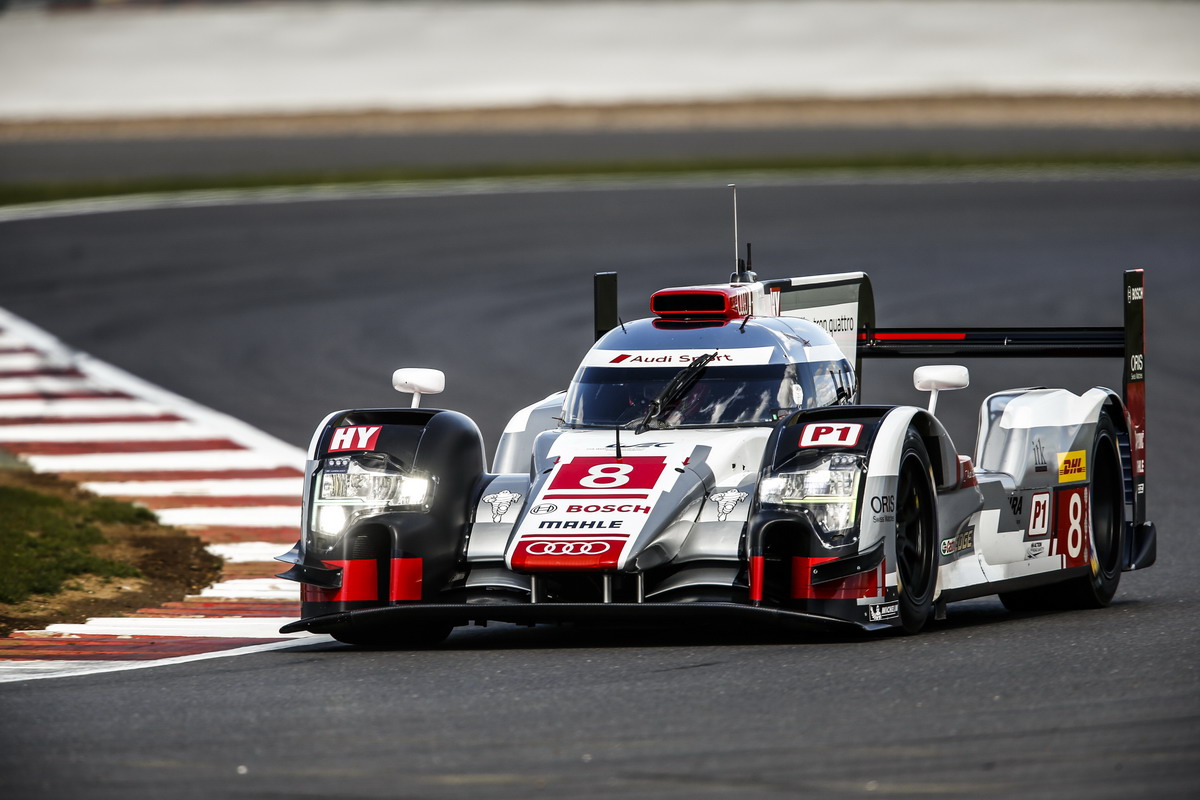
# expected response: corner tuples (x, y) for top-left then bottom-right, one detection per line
(1127, 286), (1143, 302)
(524, 541), (612, 555)
(529, 503), (558, 515)
(870, 495), (894, 514)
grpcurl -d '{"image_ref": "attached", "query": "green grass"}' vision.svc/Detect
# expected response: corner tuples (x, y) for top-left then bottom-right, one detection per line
(2, 150), (1198, 207)
(0, 484), (151, 604)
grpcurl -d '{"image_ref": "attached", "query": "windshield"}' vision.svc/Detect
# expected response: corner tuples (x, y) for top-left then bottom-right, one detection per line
(562, 361), (851, 429)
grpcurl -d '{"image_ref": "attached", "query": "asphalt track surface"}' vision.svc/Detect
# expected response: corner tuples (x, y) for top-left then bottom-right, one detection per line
(0, 170), (1198, 798)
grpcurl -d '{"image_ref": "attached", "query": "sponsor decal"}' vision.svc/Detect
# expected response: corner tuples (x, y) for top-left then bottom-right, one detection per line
(584, 347), (775, 368)
(868, 602), (899, 622)
(1057, 450), (1087, 483)
(1032, 438), (1048, 473)
(546, 455), (667, 496)
(940, 527), (975, 557)
(1026, 541), (1046, 560)
(524, 541), (611, 555)
(800, 423), (863, 448)
(1009, 495), (1024, 517)
(323, 456), (351, 474)
(565, 504), (651, 514)
(481, 490), (522, 523)
(529, 503), (558, 515)
(1053, 486), (1090, 569)
(1129, 353), (1144, 381)
(1028, 492), (1051, 536)
(327, 425), (382, 452)
(870, 494), (895, 523)
(709, 489), (748, 521)
(538, 519), (623, 530)
(1127, 286), (1144, 302)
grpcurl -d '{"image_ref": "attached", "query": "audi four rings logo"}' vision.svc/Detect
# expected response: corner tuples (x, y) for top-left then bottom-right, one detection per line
(524, 541), (611, 555)
(529, 503), (558, 515)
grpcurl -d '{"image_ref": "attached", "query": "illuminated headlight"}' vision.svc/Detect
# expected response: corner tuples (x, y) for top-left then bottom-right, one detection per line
(309, 454), (434, 543)
(759, 454), (862, 547)
(319, 472), (430, 505)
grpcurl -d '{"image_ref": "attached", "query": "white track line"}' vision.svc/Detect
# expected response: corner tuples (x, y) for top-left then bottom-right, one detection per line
(82, 477), (304, 497)
(0, 352), (55, 371)
(42, 616), (306, 638)
(207, 542), (291, 563)
(1, 167), (1199, 225)
(155, 506), (300, 528)
(0, 638), (332, 684)
(24, 450), (304, 473)
(197, 578), (300, 600)
(0, 421), (218, 442)
(0, 398), (168, 418)
(0, 376), (111, 395)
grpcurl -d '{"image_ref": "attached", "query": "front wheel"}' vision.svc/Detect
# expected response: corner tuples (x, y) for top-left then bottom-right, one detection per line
(894, 430), (938, 634)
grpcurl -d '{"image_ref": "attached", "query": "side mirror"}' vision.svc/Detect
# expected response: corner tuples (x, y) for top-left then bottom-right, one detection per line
(392, 368), (445, 408)
(913, 365), (969, 416)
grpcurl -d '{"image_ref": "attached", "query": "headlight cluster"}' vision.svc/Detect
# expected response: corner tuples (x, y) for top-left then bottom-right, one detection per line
(759, 454), (863, 547)
(310, 453), (433, 543)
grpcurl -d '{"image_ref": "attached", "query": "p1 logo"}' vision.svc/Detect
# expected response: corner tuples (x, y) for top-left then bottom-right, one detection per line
(328, 425), (382, 452)
(800, 423), (863, 448)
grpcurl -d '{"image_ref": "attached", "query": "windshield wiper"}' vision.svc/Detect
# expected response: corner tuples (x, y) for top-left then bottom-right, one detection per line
(634, 351), (718, 434)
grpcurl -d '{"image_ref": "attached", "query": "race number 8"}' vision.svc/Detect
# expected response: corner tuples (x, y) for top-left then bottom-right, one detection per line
(579, 463), (635, 488)
(1067, 492), (1084, 559)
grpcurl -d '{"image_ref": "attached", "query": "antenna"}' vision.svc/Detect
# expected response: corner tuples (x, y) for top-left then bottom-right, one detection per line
(728, 184), (739, 272)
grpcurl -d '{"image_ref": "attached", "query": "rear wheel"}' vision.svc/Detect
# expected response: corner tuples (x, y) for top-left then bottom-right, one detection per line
(894, 430), (938, 634)
(999, 412), (1124, 612)
(332, 622), (454, 648)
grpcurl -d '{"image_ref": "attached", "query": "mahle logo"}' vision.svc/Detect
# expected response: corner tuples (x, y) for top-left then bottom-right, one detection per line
(1057, 450), (1087, 483)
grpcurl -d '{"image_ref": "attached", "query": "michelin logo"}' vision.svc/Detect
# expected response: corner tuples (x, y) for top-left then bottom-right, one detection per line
(482, 490), (522, 523)
(709, 490), (747, 522)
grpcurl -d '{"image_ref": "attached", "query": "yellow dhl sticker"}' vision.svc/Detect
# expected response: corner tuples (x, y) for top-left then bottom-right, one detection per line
(1057, 450), (1087, 483)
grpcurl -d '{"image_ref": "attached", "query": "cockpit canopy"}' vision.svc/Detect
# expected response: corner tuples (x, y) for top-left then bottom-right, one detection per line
(561, 316), (855, 430)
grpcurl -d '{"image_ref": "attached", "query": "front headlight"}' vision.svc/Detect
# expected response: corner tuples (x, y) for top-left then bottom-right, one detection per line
(759, 454), (862, 547)
(310, 453), (434, 544)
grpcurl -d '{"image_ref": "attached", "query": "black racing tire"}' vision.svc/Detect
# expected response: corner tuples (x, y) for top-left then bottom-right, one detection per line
(332, 622), (454, 649)
(894, 429), (939, 634)
(999, 412), (1124, 612)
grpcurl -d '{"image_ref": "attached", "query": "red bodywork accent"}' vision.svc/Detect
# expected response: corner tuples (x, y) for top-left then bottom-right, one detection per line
(301, 559), (379, 603)
(791, 556), (884, 600)
(956, 455), (978, 488)
(389, 557), (423, 601)
(1126, 380), (1145, 476)
(749, 555), (765, 602)
(651, 286), (755, 320)
(858, 332), (967, 341)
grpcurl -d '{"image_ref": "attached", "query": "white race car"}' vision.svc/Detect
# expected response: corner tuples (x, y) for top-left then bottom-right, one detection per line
(278, 264), (1155, 645)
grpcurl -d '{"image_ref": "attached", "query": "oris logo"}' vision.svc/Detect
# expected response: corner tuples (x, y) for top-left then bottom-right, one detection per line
(529, 503), (558, 515)
(524, 541), (611, 555)
(870, 495), (894, 514)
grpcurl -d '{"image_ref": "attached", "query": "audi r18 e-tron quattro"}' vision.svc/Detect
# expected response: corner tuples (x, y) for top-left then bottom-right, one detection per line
(277, 260), (1155, 645)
